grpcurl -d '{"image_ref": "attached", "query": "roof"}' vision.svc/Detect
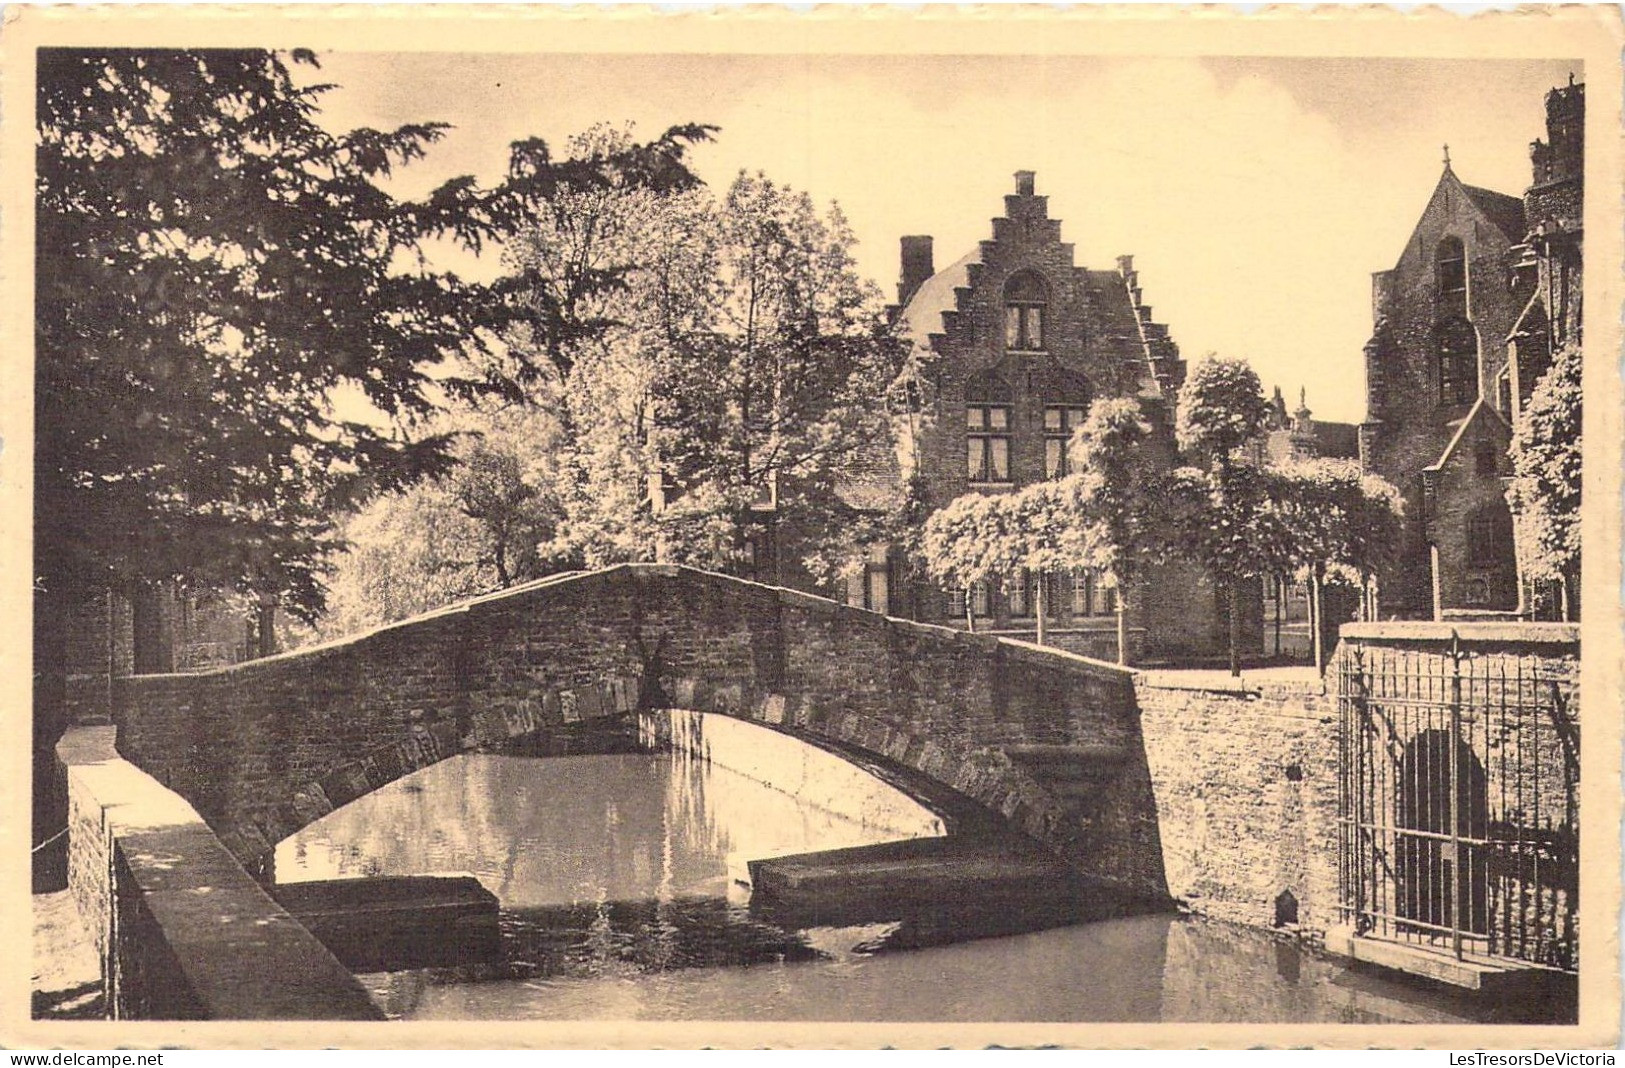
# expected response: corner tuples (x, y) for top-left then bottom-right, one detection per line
(833, 416), (907, 513)
(899, 249), (978, 358)
(1312, 421), (1360, 460)
(1459, 180), (1527, 243)
(1423, 397), (1512, 473)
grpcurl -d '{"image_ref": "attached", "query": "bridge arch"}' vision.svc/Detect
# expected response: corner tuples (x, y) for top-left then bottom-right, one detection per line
(112, 565), (1167, 898)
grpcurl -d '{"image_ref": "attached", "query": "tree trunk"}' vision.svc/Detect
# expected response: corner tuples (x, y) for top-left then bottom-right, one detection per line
(1116, 595), (1130, 667)
(1560, 573), (1572, 622)
(1310, 571), (1325, 675)
(256, 598), (277, 659)
(965, 590), (976, 634)
(1035, 574), (1047, 646)
(1273, 575), (1283, 658)
(1228, 577), (1242, 677)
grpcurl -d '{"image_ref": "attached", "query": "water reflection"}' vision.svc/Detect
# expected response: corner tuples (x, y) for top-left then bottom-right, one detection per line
(278, 730), (1531, 1024)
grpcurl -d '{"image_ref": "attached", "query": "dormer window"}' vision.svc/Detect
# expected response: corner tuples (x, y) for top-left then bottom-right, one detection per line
(1004, 270), (1048, 351)
(1436, 237), (1467, 318)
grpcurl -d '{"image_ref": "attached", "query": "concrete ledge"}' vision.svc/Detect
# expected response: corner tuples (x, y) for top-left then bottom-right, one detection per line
(1340, 621), (1581, 646)
(1324, 926), (1577, 1000)
(56, 726), (383, 1020)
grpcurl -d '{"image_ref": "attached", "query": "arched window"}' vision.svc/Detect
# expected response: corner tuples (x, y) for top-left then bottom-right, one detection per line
(1003, 270), (1049, 352)
(1437, 317), (1478, 407)
(1474, 441), (1500, 477)
(1436, 236), (1467, 318)
(1466, 502), (1513, 569)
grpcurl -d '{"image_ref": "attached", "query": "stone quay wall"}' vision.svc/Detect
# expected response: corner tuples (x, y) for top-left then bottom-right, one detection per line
(55, 725), (383, 1020)
(1136, 673), (1341, 934)
(112, 565), (1166, 900)
(1133, 621), (1580, 949)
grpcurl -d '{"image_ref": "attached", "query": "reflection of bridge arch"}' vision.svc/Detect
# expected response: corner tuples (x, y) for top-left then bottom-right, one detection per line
(113, 565), (1166, 899)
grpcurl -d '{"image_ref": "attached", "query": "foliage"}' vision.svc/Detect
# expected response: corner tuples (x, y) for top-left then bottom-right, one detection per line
(1506, 344), (1582, 584)
(315, 404), (576, 635)
(1268, 458), (1402, 588)
(35, 51), (709, 619)
(918, 492), (1010, 600)
(505, 161), (900, 581)
(1175, 357), (1274, 465)
(1066, 398), (1159, 592)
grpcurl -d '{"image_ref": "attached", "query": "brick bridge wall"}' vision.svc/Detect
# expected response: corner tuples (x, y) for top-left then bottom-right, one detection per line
(113, 565), (1167, 900)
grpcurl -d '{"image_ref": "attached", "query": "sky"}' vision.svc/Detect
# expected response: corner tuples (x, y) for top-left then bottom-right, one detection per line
(307, 53), (1579, 425)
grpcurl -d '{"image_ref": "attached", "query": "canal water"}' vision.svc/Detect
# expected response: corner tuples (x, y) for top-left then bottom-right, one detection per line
(275, 714), (1508, 1023)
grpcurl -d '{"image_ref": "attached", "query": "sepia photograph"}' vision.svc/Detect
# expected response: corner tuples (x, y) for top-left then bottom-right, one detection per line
(5, 5), (1620, 1050)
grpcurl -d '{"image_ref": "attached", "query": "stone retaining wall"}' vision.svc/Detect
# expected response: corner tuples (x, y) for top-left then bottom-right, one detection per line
(55, 725), (384, 1020)
(1134, 621), (1581, 946)
(1136, 675), (1341, 934)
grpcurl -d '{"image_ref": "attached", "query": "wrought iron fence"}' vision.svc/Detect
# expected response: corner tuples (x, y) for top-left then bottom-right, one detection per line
(1337, 634), (1578, 971)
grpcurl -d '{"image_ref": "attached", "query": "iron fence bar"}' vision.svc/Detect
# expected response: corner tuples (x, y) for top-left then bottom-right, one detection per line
(1449, 630), (1464, 960)
(1346, 908), (1493, 940)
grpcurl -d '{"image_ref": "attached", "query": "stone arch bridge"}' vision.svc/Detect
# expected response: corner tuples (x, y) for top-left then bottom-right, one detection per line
(113, 564), (1168, 899)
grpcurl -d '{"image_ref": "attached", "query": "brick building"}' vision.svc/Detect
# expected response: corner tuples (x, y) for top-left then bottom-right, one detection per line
(1359, 79), (1584, 620)
(847, 171), (1255, 661)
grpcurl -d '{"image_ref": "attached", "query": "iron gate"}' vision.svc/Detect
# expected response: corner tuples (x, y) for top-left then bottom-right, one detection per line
(1336, 634), (1578, 972)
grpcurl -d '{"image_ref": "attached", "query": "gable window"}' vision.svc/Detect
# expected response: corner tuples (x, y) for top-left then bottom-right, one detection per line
(1436, 237), (1467, 318)
(1004, 270), (1049, 352)
(1475, 441), (1501, 477)
(1437, 316), (1478, 407)
(967, 404), (1012, 483)
(1044, 405), (1090, 478)
(1466, 503), (1512, 569)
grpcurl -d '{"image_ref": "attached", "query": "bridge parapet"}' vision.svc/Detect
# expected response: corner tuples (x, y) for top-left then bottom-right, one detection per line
(114, 565), (1165, 897)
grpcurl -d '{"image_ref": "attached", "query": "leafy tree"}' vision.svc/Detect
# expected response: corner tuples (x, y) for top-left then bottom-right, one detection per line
(1167, 357), (1279, 676)
(35, 50), (708, 623)
(1067, 397), (1158, 664)
(32, 49), (708, 856)
(1507, 344), (1582, 619)
(506, 166), (899, 581)
(1269, 458), (1402, 670)
(918, 492), (1007, 633)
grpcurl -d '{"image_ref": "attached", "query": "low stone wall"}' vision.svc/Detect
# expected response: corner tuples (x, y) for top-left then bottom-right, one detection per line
(55, 725), (383, 1020)
(1135, 675), (1340, 934)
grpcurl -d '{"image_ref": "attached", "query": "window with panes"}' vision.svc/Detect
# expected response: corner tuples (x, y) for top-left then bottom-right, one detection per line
(1004, 271), (1048, 352)
(967, 404), (1012, 483)
(1044, 405), (1089, 479)
(1437, 316), (1478, 407)
(1466, 504), (1512, 569)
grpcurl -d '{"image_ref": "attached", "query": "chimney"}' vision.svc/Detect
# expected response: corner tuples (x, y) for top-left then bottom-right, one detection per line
(1014, 170), (1036, 196)
(898, 235), (934, 308)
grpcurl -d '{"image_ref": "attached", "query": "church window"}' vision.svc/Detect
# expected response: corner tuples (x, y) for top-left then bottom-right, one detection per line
(1043, 405), (1090, 478)
(967, 404), (1012, 482)
(1466, 504), (1512, 569)
(1437, 317), (1478, 407)
(1004, 271), (1049, 351)
(1436, 237), (1468, 318)
(1475, 442), (1500, 477)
